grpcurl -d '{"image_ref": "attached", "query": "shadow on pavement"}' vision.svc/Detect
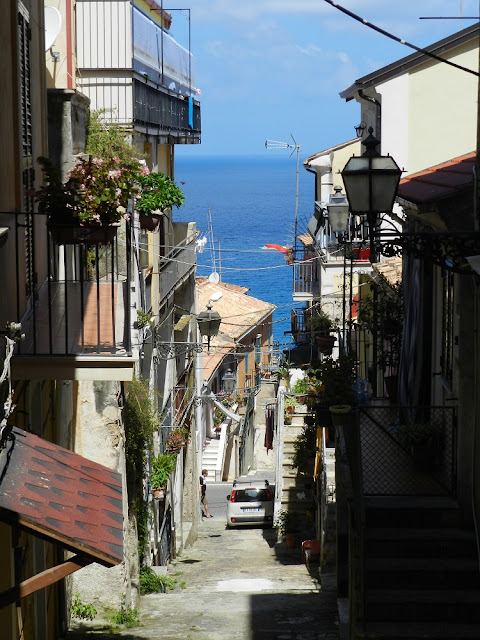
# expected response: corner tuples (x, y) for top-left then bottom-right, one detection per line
(65, 623), (144, 639)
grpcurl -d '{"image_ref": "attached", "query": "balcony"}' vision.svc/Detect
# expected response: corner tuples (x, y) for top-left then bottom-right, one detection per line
(4, 213), (135, 381)
(134, 81), (201, 143)
(293, 259), (319, 301)
(159, 223), (197, 305)
(76, 0), (201, 142)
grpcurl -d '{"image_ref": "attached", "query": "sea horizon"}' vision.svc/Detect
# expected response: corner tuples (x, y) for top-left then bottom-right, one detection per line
(174, 154), (314, 351)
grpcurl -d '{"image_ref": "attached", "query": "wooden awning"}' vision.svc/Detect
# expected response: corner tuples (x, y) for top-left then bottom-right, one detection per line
(0, 428), (123, 607)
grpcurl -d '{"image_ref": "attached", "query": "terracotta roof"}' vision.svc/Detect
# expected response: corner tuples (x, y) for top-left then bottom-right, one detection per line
(197, 279), (275, 342)
(0, 428), (123, 566)
(397, 152), (475, 205)
(372, 257), (403, 286)
(196, 278), (275, 384)
(298, 233), (314, 247)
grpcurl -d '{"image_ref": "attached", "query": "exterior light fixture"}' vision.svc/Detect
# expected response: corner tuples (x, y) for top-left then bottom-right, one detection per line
(197, 302), (221, 351)
(354, 122), (366, 138)
(223, 368), (236, 395)
(341, 127), (402, 262)
(326, 186), (350, 234)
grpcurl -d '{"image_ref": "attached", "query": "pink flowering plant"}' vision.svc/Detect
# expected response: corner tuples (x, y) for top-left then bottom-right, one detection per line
(165, 427), (189, 454)
(37, 155), (146, 226)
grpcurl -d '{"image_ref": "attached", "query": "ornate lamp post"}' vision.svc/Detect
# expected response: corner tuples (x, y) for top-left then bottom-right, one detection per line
(223, 368), (236, 395)
(341, 127), (402, 263)
(197, 302), (221, 351)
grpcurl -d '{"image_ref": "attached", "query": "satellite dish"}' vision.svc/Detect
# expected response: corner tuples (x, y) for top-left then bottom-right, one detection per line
(45, 6), (62, 52)
(209, 291), (223, 303)
(208, 272), (220, 284)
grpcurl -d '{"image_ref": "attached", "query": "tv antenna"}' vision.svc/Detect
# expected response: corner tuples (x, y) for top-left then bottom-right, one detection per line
(420, 1), (480, 30)
(265, 135), (302, 262)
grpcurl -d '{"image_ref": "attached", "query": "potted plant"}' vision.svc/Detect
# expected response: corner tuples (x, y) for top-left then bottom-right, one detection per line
(36, 155), (143, 245)
(275, 360), (293, 389)
(284, 396), (297, 415)
(151, 452), (176, 498)
(136, 171), (185, 231)
(307, 355), (356, 437)
(274, 510), (300, 548)
(307, 311), (336, 355)
(292, 376), (308, 404)
(292, 423), (317, 477)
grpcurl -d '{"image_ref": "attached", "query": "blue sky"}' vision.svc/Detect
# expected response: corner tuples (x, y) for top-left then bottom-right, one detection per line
(166, 1), (479, 158)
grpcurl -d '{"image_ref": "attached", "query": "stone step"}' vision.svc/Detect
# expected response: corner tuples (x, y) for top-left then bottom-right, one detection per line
(366, 589), (480, 623)
(363, 621), (480, 639)
(366, 527), (477, 559)
(365, 557), (480, 589)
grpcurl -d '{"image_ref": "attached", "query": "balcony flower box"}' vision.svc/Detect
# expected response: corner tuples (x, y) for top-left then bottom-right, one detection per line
(48, 221), (120, 246)
(36, 155), (145, 244)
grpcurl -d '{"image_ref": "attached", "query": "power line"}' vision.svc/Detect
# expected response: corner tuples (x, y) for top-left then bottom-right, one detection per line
(323, 0), (480, 78)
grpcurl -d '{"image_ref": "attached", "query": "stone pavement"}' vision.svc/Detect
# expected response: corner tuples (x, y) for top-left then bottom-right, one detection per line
(67, 516), (339, 640)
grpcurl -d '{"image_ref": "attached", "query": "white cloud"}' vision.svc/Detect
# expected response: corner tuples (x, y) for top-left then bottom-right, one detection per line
(296, 44), (323, 57)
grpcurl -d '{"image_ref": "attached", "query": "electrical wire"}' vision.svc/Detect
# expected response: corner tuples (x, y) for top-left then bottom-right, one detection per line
(323, 0), (480, 78)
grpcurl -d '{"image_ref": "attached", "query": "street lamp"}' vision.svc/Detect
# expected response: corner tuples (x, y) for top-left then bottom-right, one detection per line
(327, 186), (350, 234)
(223, 368), (236, 395)
(197, 302), (221, 351)
(341, 127), (402, 262)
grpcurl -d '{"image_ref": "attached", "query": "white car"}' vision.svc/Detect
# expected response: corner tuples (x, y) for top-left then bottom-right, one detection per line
(226, 479), (274, 527)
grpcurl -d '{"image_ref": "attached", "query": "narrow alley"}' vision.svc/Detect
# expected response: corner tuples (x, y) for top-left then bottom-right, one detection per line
(67, 480), (339, 640)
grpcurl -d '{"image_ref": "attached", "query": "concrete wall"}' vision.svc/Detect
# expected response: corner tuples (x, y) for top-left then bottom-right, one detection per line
(71, 380), (138, 611)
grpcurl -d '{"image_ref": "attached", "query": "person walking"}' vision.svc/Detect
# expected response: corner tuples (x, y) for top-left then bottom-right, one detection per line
(200, 469), (213, 518)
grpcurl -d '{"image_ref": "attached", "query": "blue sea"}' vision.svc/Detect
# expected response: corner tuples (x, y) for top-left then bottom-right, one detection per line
(174, 155), (314, 349)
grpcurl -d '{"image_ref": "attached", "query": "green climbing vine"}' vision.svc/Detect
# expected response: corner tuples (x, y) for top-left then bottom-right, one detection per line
(123, 376), (157, 562)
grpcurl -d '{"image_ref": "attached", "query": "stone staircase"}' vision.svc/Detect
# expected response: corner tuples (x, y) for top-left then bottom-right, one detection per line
(279, 409), (317, 534)
(202, 437), (221, 482)
(360, 496), (480, 640)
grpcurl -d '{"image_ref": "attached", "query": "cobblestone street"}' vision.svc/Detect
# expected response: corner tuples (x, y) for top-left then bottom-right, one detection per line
(68, 515), (339, 640)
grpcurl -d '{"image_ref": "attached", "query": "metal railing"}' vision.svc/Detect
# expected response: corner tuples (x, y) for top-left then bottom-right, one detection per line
(293, 260), (319, 298)
(134, 80), (201, 140)
(359, 405), (457, 497)
(159, 235), (196, 305)
(3, 212), (132, 357)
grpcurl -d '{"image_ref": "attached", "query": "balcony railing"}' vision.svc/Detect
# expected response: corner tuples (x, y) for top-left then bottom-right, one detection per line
(4, 212), (132, 362)
(159, 232), (196, 305)
(134, 80), (201, 142)
(293, 259), (319, 298)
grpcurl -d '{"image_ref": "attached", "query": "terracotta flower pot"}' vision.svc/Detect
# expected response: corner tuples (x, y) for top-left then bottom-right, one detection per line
(152, 487), (166, 499)
(315, 335), (336, 355)
(139, 211), (163, 231)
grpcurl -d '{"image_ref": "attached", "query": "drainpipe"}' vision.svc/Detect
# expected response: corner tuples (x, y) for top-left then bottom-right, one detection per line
(358, 90), (381, 142)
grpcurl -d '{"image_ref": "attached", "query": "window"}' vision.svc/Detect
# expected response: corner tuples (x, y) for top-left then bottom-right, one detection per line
(18, 3), (35, 302)
(441, 266), (454, 389)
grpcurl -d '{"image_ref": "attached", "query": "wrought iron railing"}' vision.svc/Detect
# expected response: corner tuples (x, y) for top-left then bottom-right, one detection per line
(134, 80), (201, 140)
(3, 212), (132, 357)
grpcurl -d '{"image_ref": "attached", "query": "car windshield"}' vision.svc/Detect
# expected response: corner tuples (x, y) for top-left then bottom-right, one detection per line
(234, 489), (269, 502)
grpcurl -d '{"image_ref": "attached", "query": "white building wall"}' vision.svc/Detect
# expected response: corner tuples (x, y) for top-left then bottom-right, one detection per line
(377, 74), (409, 174)
(76, 0), (131, 69)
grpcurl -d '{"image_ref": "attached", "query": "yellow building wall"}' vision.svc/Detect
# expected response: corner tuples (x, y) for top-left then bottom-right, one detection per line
(408, 40), (478, 174)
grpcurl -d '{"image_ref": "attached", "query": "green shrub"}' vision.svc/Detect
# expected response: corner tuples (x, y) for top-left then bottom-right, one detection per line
(71, 594), (97, 621)
(110, 605), (140, 628)
(140, 566), (177, 594)
(292, 424), (317, 474)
